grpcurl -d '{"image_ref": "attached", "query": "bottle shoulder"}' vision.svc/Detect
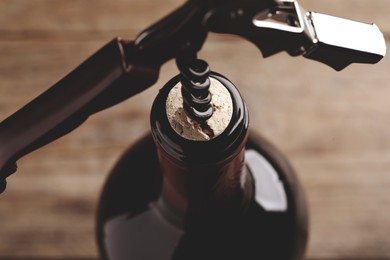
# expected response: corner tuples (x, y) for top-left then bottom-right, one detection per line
(96, 133), (308, 260)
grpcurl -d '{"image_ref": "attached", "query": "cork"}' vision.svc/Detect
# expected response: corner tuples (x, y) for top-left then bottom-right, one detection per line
(166, 77), (233, 141)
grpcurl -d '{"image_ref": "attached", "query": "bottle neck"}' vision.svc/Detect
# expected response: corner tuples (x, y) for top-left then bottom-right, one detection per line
(150, 71), (250, 216)
(156, 135), (251, 216)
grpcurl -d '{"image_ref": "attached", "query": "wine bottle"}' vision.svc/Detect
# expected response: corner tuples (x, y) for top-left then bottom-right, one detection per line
(96, 61), (308, 260)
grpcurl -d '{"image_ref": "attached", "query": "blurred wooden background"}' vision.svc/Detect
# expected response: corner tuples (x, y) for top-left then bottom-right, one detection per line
(0, 0), (389, 259)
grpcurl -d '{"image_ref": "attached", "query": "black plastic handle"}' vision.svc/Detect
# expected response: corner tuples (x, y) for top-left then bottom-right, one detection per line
(0, 38), (160, 193)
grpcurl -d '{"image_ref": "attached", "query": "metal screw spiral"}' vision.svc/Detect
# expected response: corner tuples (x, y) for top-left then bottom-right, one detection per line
(180, 59), (213, 122)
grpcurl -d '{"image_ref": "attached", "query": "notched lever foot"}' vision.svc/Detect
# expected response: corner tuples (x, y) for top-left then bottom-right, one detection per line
(253, 0), (386, 70)
(303, 12), (386, 70)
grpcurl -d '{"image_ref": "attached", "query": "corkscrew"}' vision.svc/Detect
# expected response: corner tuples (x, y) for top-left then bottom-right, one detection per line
(0, 0), (386, 259)
(0, 0), (385, 193)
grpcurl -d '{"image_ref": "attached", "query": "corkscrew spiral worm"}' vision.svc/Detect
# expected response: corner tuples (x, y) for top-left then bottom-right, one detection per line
(180, 59), (213, 122)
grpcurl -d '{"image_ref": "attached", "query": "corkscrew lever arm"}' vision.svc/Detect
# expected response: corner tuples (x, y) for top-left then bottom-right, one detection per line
(206, 0), (386, 71)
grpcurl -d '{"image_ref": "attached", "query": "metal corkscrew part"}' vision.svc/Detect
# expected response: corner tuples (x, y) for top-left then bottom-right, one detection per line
(180, 59), (213, 122)
(0, 0), (385, 193)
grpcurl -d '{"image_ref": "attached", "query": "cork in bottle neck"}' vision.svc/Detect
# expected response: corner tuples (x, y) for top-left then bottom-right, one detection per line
(165, 77), (233, 141)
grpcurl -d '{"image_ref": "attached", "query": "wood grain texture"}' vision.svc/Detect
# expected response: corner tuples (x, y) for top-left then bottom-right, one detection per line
(0, 0), (389, 259)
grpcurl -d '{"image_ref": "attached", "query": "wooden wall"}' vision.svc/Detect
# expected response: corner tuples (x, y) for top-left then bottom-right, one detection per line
(0, 0), (389, 259)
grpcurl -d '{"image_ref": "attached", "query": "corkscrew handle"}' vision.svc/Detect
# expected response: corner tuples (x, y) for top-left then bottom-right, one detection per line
(0, 38), (159, 192)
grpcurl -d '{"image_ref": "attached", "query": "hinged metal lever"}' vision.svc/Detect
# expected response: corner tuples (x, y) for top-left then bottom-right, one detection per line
(206, 0), (386, 70)
(303, 12), (386, 70)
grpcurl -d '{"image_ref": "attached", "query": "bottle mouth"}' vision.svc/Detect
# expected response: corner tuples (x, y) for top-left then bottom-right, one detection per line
(166, 77), (234, 141)
(151, 72), (249, 165)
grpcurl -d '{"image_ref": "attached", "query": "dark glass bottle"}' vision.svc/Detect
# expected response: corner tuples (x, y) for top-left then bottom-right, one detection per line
(96, 72), (308, 260)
